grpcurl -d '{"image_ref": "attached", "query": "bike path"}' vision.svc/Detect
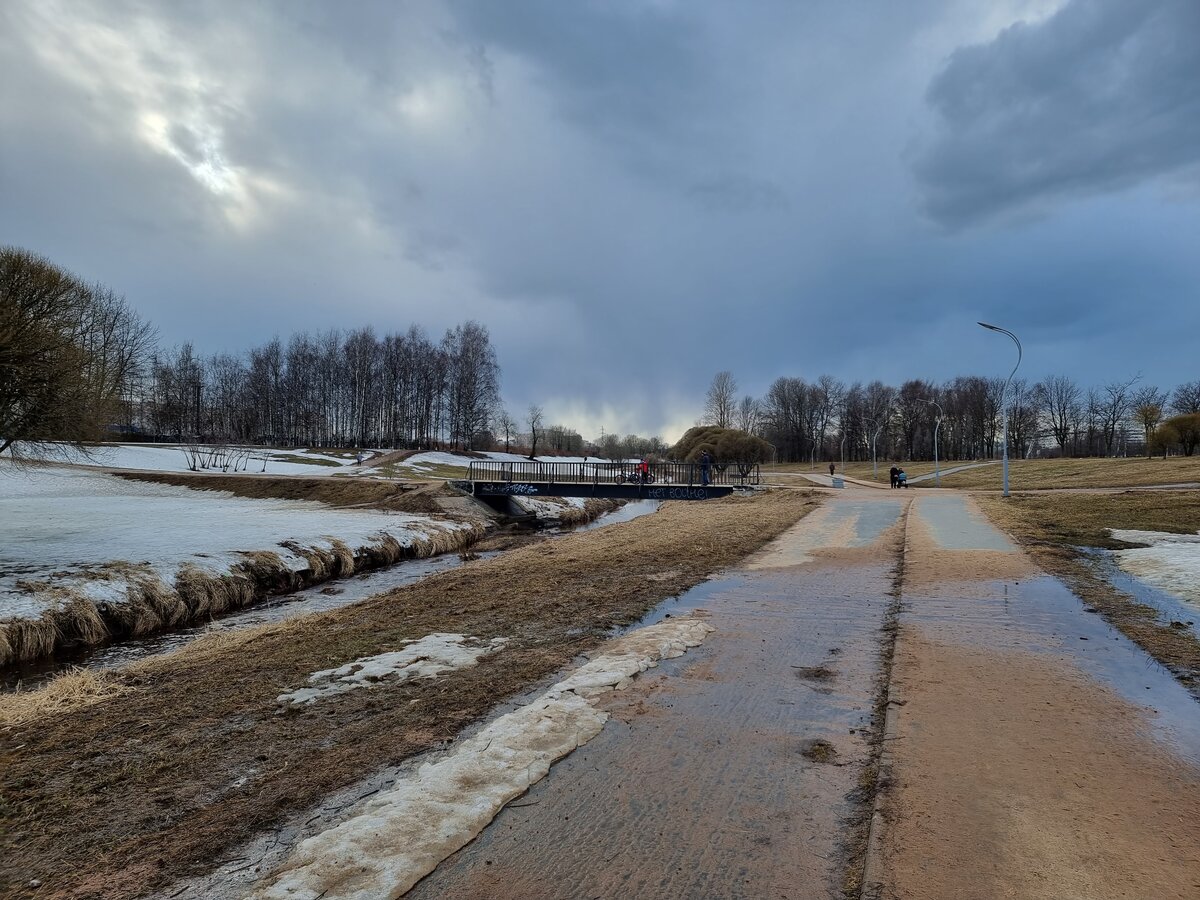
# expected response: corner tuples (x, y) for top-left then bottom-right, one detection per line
(407, 494), (907, 899)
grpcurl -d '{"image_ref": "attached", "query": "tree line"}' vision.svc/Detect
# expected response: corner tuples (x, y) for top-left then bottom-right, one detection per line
(703, 370), (1200, 463)
(136, 321), (499, 449)
(2, 246), (503, 453)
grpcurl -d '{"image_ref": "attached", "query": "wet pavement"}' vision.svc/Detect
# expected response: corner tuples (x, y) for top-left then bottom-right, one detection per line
(408, 491), (908, 899)
(875, 492), (1200, 899)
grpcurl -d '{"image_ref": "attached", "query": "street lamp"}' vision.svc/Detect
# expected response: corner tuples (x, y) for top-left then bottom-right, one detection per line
(840, 433), (847, 472)
(978, 322), (1023, 497)
(919, 398), (943, 487)
(871, 422), (884, 480)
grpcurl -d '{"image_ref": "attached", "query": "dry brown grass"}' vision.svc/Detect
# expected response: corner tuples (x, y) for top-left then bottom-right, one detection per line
(0, 490), (819, 900)
(935, 456), (1200, 490)
(979, 491), (1200, 695)
(0, 668), (124, 728)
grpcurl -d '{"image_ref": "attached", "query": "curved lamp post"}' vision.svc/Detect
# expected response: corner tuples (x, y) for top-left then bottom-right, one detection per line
(978, 322), (1023, 497)
(871, 422), (884, 480)
(919, 398), (944, 487)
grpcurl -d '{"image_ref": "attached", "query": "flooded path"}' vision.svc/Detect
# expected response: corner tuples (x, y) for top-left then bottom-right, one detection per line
(407, 491), (907, 899)
(874, 492), (1200, 900)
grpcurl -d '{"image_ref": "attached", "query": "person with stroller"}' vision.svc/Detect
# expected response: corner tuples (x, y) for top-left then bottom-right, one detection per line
(889, 465), (899, 488)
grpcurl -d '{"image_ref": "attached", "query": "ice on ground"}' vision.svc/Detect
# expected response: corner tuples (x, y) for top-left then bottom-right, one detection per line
(1110, 529), (1200, 608)
(278, 634), (509, 707)
(0, 463), (466, 620)
(404, 451), (635, 471)
(252, 617), (714, 900)
(11, 443), (357, 475)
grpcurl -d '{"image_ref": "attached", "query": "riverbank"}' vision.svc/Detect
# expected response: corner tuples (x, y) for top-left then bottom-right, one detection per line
(0, 490), (817, 899)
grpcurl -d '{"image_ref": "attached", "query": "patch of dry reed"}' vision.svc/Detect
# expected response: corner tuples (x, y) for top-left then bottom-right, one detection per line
(1, 521), (488, 670)
(0, 667), (124, 728)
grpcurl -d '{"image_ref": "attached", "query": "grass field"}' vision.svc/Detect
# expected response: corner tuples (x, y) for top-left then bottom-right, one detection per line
(930, 456), (1200, 490)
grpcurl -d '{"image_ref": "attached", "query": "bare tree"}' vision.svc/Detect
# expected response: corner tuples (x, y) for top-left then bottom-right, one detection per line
(703, 371), (738, 428)
(1132, 386), (1167, 457)
(736, 395), (762, 434)
(497, 408), (517, 453)
(526, 405), (544, 460)
(1172, 380), (1200, 415)
(1099, 375), (1140, 456)
(1034, 375), (1081, 456)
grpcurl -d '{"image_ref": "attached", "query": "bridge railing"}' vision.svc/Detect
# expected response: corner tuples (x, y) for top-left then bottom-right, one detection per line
(466, 460), (760, 487)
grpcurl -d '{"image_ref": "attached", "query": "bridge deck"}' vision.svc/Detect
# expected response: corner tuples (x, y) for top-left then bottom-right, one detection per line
(466, 460), (758, 501)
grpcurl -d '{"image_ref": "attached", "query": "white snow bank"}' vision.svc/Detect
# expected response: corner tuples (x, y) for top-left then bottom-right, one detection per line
(12, 443), (358, 475)
(252, 617), (714, 900)
(0, 463), (467, 620)
(278, 634), (509, 707)
(510, 495), (589, 520)
(1110, 529), (1200, 607)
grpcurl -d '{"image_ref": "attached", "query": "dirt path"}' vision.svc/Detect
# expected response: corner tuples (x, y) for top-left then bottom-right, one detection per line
(872, 493), (1200, 899)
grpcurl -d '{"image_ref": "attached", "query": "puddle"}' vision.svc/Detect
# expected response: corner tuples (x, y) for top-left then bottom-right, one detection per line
(1080, 547), (1200, 640)
(905, 574), (1200, 766)
(1107, 530), (1200, 610)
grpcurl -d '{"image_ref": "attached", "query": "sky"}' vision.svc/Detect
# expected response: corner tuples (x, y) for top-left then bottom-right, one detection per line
(2, 0), (1198, 442)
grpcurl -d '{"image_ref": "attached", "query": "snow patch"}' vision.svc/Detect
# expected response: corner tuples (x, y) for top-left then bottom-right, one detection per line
(0, 463), (467, 620)
(251, 617), (714, 900)
(278, 634), (509, 707)
(1110, 529), (1200, 608)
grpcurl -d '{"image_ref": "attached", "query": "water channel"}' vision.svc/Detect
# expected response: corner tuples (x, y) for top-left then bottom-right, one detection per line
(3, 500), (661, 689)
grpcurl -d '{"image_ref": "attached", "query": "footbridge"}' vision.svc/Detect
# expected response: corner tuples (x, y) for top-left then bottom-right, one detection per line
(465, 460), (760, 501)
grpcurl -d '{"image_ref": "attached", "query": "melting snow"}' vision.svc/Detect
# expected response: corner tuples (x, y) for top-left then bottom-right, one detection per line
(278, 634), (509, 707)
(0, 463), (465, 619)
(251, 617), (714, 900)
(1110, 529), (1200, 608)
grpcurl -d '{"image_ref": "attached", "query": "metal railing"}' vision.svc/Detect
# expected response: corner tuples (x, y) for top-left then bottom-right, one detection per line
(467, 460), (760, 487)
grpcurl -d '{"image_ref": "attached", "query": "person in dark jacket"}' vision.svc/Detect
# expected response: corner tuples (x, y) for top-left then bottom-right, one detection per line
(889, 465), (899, 488)
(699, 450), (712, 486)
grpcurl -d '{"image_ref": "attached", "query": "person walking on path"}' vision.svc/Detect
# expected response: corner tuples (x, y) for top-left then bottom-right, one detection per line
(699, 450), (712, 486)
(829, 461), (836, 477)
(889, 465), (899, 489)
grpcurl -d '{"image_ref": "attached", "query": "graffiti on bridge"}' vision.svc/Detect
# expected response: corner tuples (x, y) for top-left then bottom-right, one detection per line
(647, 486), (710, 501)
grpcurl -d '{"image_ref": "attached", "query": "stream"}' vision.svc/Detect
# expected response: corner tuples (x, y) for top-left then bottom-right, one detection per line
(4, 500), (661, 689)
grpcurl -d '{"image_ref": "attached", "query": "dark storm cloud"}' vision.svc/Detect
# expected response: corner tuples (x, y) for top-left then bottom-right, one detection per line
(2, 0), (1199, 439)
(915, 0), (1200, 227)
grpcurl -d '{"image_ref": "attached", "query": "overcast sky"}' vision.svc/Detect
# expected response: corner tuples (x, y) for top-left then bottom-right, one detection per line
(2, 0), (1198, 441)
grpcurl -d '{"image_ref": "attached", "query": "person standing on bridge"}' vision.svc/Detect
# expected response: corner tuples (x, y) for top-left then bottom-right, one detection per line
(638, 457), (651, 484)
(699, 450), (712, 486)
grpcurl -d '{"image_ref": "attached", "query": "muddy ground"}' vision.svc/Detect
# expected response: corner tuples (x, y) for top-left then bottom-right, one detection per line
(0, 490), (817, 900)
